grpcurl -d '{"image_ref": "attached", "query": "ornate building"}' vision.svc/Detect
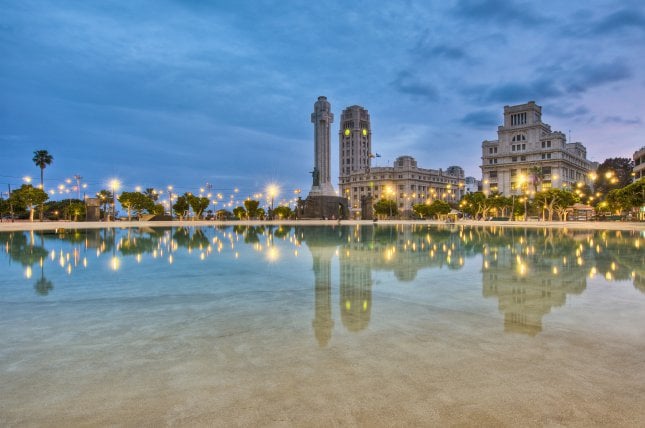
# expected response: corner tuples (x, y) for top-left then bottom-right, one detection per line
(337, 105), (464, 219)
(480, 101), (596, 196)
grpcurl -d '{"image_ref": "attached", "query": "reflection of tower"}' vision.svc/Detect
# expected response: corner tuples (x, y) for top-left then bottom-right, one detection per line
(339, 105), (371, 177)
(311, 251), (334, 347)
(339, 249), (372, 332)
(300, 227), (346, 346)
(309, 96), (335, 197)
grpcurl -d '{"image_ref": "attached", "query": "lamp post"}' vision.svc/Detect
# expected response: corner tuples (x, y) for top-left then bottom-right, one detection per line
(267, 184), (279, 219)
(167, 186), (173, 218)
(109, 179), (120, 221)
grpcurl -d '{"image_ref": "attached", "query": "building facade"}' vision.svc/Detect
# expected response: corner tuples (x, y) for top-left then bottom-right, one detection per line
(633, 146), (645, 181)
(339, 155), (464, 218)
(480, 101), (595, 196)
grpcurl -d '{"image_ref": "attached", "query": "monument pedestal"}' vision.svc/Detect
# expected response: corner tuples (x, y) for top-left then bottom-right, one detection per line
(298, 195), (349, 220)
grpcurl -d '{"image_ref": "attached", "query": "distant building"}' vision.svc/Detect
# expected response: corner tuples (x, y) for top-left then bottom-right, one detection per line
(480, 101), (595, 196)
(465, 176), (480, 194)
(633, 146), (645, 181)
(339, 154), (464, 219)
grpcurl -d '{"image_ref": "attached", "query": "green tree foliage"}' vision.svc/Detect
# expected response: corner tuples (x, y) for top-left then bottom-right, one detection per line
(243, 199), (261, 219)
(187, 194), (210, 220)
(606, 178), (644, 214)
(96, 189), (113, 220)
(272, 205), (293, 219)
(143, 188), (159, 201)
(215, 209), (233, 220)
(460, 192), (494, 219)
(412, 203), (431, 219)
(65, 201), (85, 221)
(11, 185), (49, 221)
(427, 200), (451, 219)
(595, 157), (634, 196)
(373, 199), (398, 218)
(173, 195), (190, 220)
(233, 206), (246, 220)
(488, 193), (514, 217)
(32, 150), (53, 189)
(151, 203), (165, 216)
(119, 192), (155, 220)
(534, 189), (579, 221)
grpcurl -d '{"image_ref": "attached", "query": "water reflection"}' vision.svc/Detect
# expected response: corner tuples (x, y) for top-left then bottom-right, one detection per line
(1, 225), (643, 340)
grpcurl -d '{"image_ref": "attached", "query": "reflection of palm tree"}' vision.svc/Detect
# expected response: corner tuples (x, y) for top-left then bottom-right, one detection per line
(34, 263), (53, 296)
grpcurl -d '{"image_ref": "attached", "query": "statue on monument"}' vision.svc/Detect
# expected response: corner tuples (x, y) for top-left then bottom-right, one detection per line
(311, 167), (320, 187)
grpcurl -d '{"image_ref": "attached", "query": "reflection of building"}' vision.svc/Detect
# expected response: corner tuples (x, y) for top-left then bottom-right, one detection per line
(482, 238), (587, 335)
(481, 101), (595, 196)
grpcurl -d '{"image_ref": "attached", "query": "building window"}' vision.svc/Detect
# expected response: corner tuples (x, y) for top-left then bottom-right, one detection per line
(512, 156), (517, 162)
(520, 156), (526, 161)
(489, 171), (498, 178)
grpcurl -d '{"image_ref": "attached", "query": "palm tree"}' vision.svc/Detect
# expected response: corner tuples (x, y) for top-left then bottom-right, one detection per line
(32, 150), (53, 221)
(32, 150), (53, 189)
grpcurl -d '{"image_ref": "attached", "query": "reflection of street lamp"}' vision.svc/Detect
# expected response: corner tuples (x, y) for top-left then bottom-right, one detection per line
(109, 179), (120, 221)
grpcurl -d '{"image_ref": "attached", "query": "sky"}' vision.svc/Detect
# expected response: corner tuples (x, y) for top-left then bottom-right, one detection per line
(1, 0), (644, 205)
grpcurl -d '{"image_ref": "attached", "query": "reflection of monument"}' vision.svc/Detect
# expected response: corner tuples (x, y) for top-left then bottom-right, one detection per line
(311, 248), (334, 347)
(300, 97), (349, 219)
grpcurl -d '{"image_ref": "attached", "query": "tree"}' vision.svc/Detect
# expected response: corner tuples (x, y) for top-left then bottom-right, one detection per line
(96, 189), (113, 220)
(150, 203), (165, 216)
(233, 206), (246, 220)
(534, 189), (578, 221)
(173, 195), (190, 220)
(118, 192), (137, 221)
(32, 150), (53, 220)
(143, 188), (159, 201)
(412, 203), (431, 219)
(606, 178), (644, 215)
(595, 157), (634, 197)
(373, 199), (398, 219)
(460, 192), (494, 219)
(64, 201), (85, 221)
(273, 205), (293, 219)
(427, 200), (451, 219)
(244, 200), (261, 219)
(11, 185), (49, 221)
(32, 150), (53, 190)
(187, 194), (210, 220)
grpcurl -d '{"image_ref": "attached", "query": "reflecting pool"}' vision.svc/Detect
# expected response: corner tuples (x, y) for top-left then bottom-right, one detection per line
(1, 225), (644, 425)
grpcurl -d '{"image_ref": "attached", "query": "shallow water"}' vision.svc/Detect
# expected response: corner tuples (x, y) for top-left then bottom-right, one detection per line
(1, 225), (644, 426)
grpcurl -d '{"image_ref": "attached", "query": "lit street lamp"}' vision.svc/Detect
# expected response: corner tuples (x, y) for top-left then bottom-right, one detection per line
(109, 179), (120, 221)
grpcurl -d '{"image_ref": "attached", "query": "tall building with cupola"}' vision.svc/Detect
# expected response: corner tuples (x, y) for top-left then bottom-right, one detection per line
(337, 104), (464, 219)
(480, 101), (595, 196)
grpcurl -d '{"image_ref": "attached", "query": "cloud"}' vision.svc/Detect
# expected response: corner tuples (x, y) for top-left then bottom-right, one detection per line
(453, 0), (546, 26)
(603, 116), (641, 125)
(564, 62), (632, 94)
(592, 9), (645, 35)
(391, 71), (439, 101)
(471, 78), (562, 103)
(460, 110), (499, 128)
(544, 104), (590, 118)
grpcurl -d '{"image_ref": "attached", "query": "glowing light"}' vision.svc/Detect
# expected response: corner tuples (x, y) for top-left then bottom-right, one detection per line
(110, 256), (120, 271)
(266, 246), (280, 263)
(345, 300), (351, 310)
(25, 266), (32, 279)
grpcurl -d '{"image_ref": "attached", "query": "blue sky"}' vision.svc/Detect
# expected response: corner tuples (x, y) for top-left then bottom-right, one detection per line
(1, 0), (644, 204)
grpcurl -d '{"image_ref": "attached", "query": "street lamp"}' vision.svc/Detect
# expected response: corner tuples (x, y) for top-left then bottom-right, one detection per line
(109, 179), (120, 221)
(167, 186), (174, 218)
(266, 184), (279, 218)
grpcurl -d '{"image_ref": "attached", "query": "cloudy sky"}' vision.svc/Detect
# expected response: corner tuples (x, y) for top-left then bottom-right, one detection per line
(1, 0), (644, 202)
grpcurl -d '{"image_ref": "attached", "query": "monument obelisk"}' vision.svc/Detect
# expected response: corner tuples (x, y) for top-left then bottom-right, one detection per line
(299, 96), (348, 219)
(309, 96), (336, 196)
